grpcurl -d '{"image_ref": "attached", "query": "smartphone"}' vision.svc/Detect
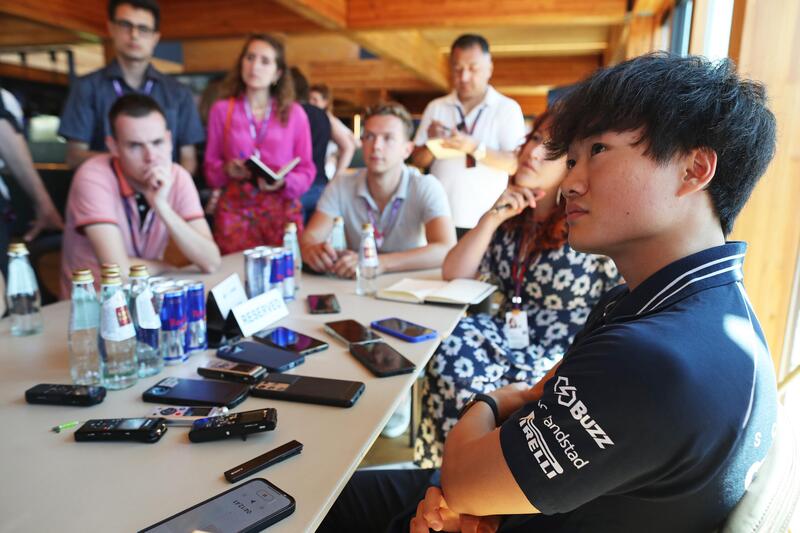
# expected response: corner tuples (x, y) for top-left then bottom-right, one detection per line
(25, 384), (106, 407)
(197, 360), (267, 384)
(252, 373), (365, 408)
(370, 318), (438, 343)
(147, 406), (229, 426)
(218, 341), (305, 372)
(188, 408), (278, 443)
(307, 293), (341, 314)
(253, 326), (329, 356)
(74, 418), (168, 443)
(139, 478), (295, 533)
(142, 377), (250, 409)
(349, 341), (416, 377)
(324, 319), (381, 346)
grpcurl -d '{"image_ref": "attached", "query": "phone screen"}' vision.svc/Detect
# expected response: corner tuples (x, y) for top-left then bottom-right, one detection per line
(141, 479), (292, 533)
(325, 320), (378, 344)
(352, 342), (415, 374)
(258, 327), (326, 353)
(307, 294), (340, 314)
(374, 318), (435, 338)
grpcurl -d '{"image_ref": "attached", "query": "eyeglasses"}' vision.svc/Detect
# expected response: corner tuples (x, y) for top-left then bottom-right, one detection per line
(112, 19), (156, 36)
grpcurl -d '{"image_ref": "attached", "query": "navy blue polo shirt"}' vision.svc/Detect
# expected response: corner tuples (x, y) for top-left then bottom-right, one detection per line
(58, 60), (205, 162)
(498, 242), (778, 532)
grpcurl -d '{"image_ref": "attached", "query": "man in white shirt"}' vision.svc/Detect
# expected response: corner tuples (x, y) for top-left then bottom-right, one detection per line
(412, 34), (526, 235)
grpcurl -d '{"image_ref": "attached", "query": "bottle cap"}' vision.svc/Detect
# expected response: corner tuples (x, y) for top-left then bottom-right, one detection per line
(101, 272), (122, 285)
(285, 222), (297, 232)
(71, 269), (94, 283)
(7, 242), (28, 255)
(129, 264), (149, 278)
(100, 263), (121, 277)
(333, 216), (343, 224)
(362, 222), (374, 232)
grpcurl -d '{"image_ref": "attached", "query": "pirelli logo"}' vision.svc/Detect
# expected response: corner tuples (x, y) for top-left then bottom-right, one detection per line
(519, 410), (564, 479)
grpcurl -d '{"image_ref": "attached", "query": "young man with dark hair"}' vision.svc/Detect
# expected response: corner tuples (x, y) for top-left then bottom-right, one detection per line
(59, 0), (204, 174)
(319, 53), (778, 533)
(411, 33), (525, 235)
(60, 94), (220, 297)
(301, 102), (455, 278)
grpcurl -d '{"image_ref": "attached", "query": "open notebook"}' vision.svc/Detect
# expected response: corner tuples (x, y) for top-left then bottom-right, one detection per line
(246, 155), (301, 185)
(376, 278), (496, 305)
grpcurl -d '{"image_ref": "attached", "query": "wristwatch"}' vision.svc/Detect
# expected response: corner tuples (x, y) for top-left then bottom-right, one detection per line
(472, 141), (487, 162)
(458, 393), (500, 426)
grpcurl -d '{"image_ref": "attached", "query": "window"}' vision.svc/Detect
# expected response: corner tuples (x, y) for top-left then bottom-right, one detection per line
(702, 0), (735, 60)
(670, 0), (694, 55)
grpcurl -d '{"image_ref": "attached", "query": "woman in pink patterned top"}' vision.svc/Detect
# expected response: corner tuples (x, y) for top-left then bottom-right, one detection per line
(205, 34), (315, 253)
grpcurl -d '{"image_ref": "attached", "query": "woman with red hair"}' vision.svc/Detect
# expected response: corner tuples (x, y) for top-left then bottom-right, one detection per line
(415, 112), (621, 467)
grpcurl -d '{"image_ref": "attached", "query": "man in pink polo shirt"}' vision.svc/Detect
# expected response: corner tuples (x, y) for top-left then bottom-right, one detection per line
(61, 94), (220, 297)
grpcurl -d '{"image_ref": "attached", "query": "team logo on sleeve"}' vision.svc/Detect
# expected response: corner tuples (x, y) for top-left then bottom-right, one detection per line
(554, 376), (615, 450)
(519, 411), (564, 479)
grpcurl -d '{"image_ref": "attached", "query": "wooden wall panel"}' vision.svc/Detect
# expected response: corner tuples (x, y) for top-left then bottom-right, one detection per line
(274, 0), (347, 30)
(0, 62), (68, 85)
(729, 0), (800, 372)
(506, 93), (549, 116)
(492, 55), (602, 89)
(347, 0), (628, 29)
(305, 59), (434, 91)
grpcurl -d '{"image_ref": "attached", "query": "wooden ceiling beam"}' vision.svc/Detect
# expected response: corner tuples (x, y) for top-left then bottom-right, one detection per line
(158, 0), (321, 40)
(273, 0), (346, 30)
(0, 62), (68, 85)
(0, 15), (88, 48)
(347, 0), (628, 29)
(0, 0), (106, 37)
(275, 1), (449, 91)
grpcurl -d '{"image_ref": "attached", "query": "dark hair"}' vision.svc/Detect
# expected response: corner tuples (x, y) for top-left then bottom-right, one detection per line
(503, 110), (568, 252)
(364, 102), (414, 140)
(108, 94), (166, 137)
(548, 52), (776, 235)
(290, 67), (309, 102)
(309, 83), (332, 110)
(108, 0), (160, 30)
(219, 34), (295, 124)
(451, 34), (490, 55)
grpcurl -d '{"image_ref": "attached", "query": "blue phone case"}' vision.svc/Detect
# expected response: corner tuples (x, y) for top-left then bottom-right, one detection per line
(370, 318), (438, 343)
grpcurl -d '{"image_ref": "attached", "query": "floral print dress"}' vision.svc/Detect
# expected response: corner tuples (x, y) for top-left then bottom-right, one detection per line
(415, 226), (621, 467)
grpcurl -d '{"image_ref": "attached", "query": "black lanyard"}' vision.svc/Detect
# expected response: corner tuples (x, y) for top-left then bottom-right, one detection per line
(510, 231), (540, 310)
(456, 106), (485, 135)
(112, 158), (154, 258)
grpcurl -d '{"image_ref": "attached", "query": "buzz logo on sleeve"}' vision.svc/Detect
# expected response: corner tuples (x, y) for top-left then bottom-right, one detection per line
(554, 376), (615, 450)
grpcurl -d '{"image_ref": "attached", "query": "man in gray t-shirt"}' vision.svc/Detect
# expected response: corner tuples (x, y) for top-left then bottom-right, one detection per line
(301, 102), (456, 278)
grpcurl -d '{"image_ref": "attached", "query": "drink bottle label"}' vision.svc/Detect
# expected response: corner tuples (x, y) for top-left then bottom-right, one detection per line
(101, 290), (136, 341)
(135, 289), (162, 329)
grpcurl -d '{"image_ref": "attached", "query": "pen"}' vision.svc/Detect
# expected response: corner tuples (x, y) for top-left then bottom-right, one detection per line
(51, 420), (81, 433)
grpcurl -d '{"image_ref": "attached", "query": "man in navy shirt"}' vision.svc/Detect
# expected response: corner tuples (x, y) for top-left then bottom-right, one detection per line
(59, 0), (204, 174)
(318, 53), (779, 533)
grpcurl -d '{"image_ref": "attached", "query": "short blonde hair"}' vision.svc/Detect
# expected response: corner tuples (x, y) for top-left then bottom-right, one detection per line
(364, 102), (414, 140)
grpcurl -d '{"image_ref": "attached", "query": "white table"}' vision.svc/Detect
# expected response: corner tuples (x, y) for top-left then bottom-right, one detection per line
(0, 254), (466, 533)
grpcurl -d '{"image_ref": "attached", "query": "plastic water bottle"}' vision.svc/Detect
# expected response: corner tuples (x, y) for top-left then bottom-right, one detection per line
(99, 270), (137, 390)
(129, 265), (162, 377)
(356, 222), (379, 296)
(68, 269), (102, 385)
(329, 216), (347, 253)
(6, 242), (43, 336)
(283, 222), (301, 290)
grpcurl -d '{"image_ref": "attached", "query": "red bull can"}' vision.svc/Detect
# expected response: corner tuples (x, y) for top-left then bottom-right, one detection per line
(160, 289), (187, 365)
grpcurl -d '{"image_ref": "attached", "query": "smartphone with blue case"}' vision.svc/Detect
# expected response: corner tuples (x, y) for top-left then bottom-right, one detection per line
(370, 318), (438, 343)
